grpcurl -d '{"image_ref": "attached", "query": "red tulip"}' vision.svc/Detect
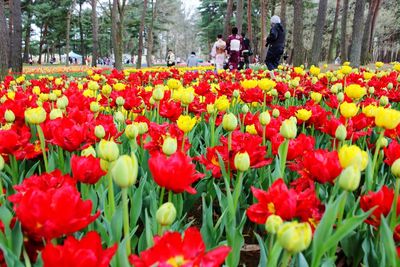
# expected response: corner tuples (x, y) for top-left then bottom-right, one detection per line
(42, 231), (117, 267)
(148, 151), (204, 194)
(9, 170), (99, 241)
(129, 227), (230, 267)
(50, 118), (86, 152)
(71, 155), (106, 184)
(300, 149), (342, 184)
(384, 140), (400, 166)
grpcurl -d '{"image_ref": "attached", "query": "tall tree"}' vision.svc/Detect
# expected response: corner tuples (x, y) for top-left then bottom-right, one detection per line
(236, 0), (244, 34)
(79, 0), (86, 65)
(260, 0), (268, 58)
(0, 0), (8, 79)
(137, 0), (148, 69)
(340, 0), (349, 61)
(146, 0), (158, 67)
(349, 0), (366, 66)
(11, 0), (23, 73)
(361, 0), (381, 64)
(247, 0), (252, 42)
(91, 0), (99, 67)
(292, 0), (304, 66)
(23, 0), (33, 63)
(66, 0), (76, 66)
(280, 0), (286, 26)
(111, 0), (127, 70)
(223, 0), (233, 38)
(327, 0), (341, 62)
(310, 0), (328, 66)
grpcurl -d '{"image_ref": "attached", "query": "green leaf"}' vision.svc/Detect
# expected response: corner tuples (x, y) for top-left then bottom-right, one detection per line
(379, 217), (399, 267)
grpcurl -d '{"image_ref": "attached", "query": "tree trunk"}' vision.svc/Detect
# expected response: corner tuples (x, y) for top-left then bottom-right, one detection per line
(137, 0), (148, 68)
(8, 0), (13, 67)
(270, 0), (276, 15)
(327, 0), (340, 63)
(292, 0), (304, 66)
(247, 0), (252, 42)
(361, 0), (375, 64)
(112, 0), (124, 70)
(349, 0), (366, 66)
(23, 0), (32, 63)
(91, 0), (98, 67)
(340, 0), (349, 61)
(11, 0), (23, 73)
(261, 0), (269, 59)
(79, 1), (85, 65)
(310, 0), (328, 66)
(223, 0), (234, 38)
(236, 0), (244, 34)
(66, 0), (76, 66)
(280, 0), (287, 27)
(0, 0), (9, 79)
(368, 0), (381, 52)
(146, 0), (157, 68)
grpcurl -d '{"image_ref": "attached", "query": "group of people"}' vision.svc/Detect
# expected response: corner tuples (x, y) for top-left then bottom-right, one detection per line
(211, 15), (285, 71)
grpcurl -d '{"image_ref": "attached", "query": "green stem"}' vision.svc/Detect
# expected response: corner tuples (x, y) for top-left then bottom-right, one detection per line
(159, 187), (165, 207)
(390, 179), (400, 229)
(168, 190), (173, 203)
(107, 172), (115, 218)
(58, 146), (64, 173)
(279, 139), (289, 179)
(210, 114), (216, 146)
(36, 124), (49, 173)
(280, 251), (291, 267)
(371, 130), (385, 179)
(262, 125), (266, 146)
(233, 172), (244, 212)
(181, 134), (186, 152)
(22, 247), (32, 267)
(122, 188), (131, 254)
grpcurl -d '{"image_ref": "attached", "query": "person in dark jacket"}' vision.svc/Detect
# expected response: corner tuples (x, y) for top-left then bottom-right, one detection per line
(265, 15), (285, 70)
(241, 33), (252, 69)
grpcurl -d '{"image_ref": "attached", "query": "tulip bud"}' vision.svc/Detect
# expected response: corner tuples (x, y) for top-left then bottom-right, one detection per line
(25, 107), (46, 124)
(114, 111), (125, 123)
(368, 87), (375, 94)
(137, 122), (148, 135)
(277, 221), (312, 254)
(379, 96), (389, 106)
(88, 81), (100, 91)
(95, 125), (106, 139)
(222, 113), (238, 131)
(338, 165), (361, 191)
(337, 92), (344, 102)
(102, 84), (112, 96)
(49, 108), (63, 120)
(81, 146), (96, 157)
(233, 89), (240, 98)
(270, 89), (278, 97)
(280, 119), (297, 139)
(125, 124), (138, 140)
(265, 215), (283, 234)
(162, 136), (177, 156)
(4, 109), (15, 123)
(100, 159), (110, 171)
(207, 104), (216, 114)
(98, 139), (119, 162)
(49, 92), (57, 101)
(56, 95), (69, 109)
(387, 83), (393, 90)
(377, 137), (388, 148)
(284, 91), (291, 99)
(116, 96), (125, 106)
(0, 154), (4, 171)
(111, 154), (138, 188)
(391, 159), (400, 178)
(90, 101), (100, 113)
(181, 89), (194, 105)
(152, 86), (165, 101)
(234, 152), (250, 172)
(241, 104), (249, 113)
(156, 202), (177, 226)
(272, 108), (280, 118)
(335, 124), (347, 141)
(259, 111), (271, 126)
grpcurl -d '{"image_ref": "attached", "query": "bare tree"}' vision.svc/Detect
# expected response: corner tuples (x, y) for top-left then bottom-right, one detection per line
(260, 0), (269, 59)
(146, 0), (158, 67)
(223, 0), (234, 38)
(361, 0), (381, 64)
(10, 0), (23, 73)
(236, 0), (244, 34)
(349, 0), (366, 66)
(340, 0), (349, 61)
(292, 0), (304, 66)
(23, 0), (32, 63)
(247, 0), (252, 42)
(137, 0), (148, 68)
(92, 0), (99, 67)
(327, 0), (341, 63)
(66, 0), (77, 66)
(310, 0), (328, 66)
(0, 0), (8, 79)
(280, 0), (286, 27)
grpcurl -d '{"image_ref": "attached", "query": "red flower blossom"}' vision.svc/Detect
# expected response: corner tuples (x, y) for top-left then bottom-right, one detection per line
(42, 231), (117, 267)
(50, 118), (86, 152)
(384, 140), (400, 166)
(129, 227), (230, 267)
(71, 155), (106, 184)
(360, 186), (400, 227)
(246, 179), (297, 224)
(300, 149), (342, 184)
(148, 151), (204, 194)
(144, 122), (189, 154)
(9, 170), (99, 241)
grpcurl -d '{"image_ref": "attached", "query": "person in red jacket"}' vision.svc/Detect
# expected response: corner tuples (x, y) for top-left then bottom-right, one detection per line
(226, 27), (243, 71)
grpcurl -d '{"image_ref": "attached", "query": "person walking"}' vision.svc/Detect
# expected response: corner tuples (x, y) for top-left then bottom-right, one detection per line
(166, 50), (176, 67)
(187, 52), (199, 67)
(226, 27), (243, 71)
(265, 15), (285, 70)
(241, 32), (252, 69)
(210, 34), (226, 71)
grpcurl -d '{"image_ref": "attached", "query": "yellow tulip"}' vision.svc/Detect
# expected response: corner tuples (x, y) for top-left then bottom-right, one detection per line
(338, 145), (368, 171)
(177, 115), (196, 133)
(340, 102), (359, 118)
(344, 84), (366, 100)
(295, 109), (312, 121)
(374, 107), (400, 130)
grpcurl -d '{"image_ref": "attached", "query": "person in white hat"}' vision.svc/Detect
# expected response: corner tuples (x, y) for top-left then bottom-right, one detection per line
(265, 15), (285, 71)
